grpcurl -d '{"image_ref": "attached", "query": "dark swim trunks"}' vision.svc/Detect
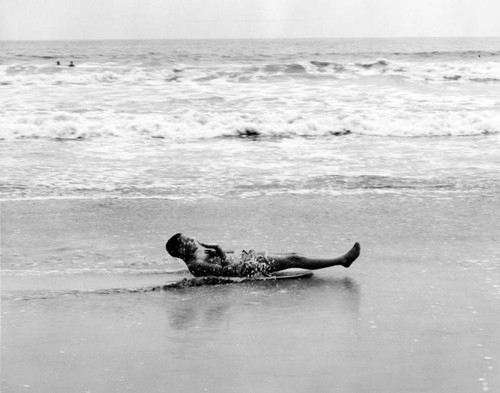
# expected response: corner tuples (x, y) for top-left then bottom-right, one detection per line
(226, 250), (274, 278)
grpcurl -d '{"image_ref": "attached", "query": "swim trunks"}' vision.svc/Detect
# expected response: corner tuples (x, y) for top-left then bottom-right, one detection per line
(226, 250), (274, 278)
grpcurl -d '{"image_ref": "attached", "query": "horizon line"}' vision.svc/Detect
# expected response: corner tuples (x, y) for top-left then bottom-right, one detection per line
(1, 35), (499, 43)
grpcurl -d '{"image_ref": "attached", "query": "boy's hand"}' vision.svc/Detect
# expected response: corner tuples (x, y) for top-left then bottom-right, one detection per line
(204, 249), (218, 257)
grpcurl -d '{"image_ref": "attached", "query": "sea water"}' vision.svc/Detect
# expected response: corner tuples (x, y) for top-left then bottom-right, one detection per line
(1, 37), (499, 200)
(2, 37), (500, 282)
(2, 38), (500, 393)
(1, 36), (500, 285)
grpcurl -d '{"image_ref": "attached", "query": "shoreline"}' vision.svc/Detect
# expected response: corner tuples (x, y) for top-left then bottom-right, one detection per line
(2, 192), (499, 392)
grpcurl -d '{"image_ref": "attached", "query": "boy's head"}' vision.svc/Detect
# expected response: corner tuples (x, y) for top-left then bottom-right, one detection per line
(166, 233), (197, 259)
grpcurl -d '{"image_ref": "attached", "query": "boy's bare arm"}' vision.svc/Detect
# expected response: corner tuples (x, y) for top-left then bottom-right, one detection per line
(187, 260), (237, 277)
(199, 242), (228, 259)
(187, 260), (224, 276)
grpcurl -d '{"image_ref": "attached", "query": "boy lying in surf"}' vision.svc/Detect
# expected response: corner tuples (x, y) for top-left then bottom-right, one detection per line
(166, 233), (360, 278)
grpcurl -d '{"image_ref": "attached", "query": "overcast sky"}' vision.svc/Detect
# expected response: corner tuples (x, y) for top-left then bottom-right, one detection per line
(1, 0), (499, 40)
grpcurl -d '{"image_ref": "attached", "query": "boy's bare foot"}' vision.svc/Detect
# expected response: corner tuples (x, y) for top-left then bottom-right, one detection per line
(343, 242), (360, 268)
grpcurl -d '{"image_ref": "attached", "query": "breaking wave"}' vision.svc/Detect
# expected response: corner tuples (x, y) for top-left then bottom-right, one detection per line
(1, 109), (498, 141)
(2, 56), (500, 86)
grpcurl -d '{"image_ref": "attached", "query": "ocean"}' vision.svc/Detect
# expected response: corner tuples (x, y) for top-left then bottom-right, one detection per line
(1, 38), (499, 201)
(2, 38), (500, 393)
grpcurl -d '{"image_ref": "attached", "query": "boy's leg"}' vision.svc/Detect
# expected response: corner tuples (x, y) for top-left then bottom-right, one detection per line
(268, 242), (360, 271)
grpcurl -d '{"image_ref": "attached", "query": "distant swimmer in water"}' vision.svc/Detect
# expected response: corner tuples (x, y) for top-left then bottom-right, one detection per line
(69, 61), (75, 67)
(166, 233), (360, 278)
(56, 61), (61, 66)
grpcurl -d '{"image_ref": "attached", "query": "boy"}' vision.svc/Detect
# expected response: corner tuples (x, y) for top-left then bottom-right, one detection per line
(166, 233), (360, 278)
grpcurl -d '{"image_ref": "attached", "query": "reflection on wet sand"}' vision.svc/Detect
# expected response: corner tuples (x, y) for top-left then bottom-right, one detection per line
(154, 275), (364, 392)
(164, 276), (360, 331)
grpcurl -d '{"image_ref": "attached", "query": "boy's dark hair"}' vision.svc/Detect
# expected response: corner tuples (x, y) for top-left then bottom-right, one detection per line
(166, 233), (183, 257)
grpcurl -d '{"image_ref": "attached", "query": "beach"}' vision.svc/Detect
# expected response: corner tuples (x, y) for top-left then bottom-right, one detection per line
(2, 193), (499, 392)
(1, 37), (500, 392)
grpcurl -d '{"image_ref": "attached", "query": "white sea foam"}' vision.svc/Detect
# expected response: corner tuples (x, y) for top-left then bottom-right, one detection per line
(2, 47), (499, 141)
(1, 103), (498, 141)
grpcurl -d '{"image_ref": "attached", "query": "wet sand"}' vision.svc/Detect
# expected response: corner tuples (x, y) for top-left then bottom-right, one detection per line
(2, 193), (499, 392)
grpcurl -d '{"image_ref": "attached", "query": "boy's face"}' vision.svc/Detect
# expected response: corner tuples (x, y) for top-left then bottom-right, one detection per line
(179, 235), (198, 256)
